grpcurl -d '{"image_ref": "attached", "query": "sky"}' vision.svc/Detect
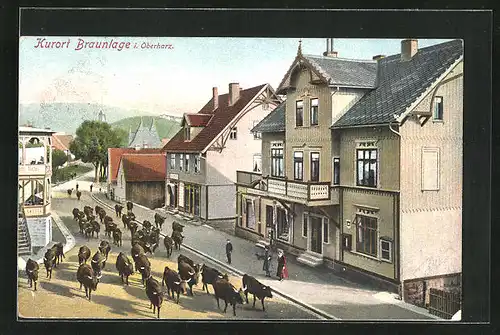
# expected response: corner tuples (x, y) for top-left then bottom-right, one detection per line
(19, 37), (453, 116)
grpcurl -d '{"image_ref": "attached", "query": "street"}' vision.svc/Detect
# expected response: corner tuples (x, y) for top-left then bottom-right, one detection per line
(18, 187), (318, 319)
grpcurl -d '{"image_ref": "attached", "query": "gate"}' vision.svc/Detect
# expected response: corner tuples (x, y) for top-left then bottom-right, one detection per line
(428, 288), (461, 319)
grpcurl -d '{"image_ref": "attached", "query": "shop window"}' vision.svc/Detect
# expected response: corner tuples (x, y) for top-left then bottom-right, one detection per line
(356, 215), (378, 257)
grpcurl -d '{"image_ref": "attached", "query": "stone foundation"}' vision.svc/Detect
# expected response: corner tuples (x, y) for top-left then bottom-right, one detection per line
(403, 273), (462, 308)
(26, 216), (52, 248)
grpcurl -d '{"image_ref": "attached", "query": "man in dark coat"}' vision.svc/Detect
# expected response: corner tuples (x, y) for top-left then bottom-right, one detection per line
(76, 182), (79, 191)
(225, 239), (233, 265)
(263, 245), (271, 277)
(90, 183), (93, 192)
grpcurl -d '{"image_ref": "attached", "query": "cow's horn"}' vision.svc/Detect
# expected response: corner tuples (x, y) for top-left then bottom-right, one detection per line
(217, 275), (223, 278)
(243, 286), (247, 292)
(87, 275), (92, 279)
(43, 257), (47, 261)
(233, 287), (238, 293)
(91, 259), (97, 263)
(188, 271), (194, 276)
(174, 281), (181, 285)
(97, 273), (102, 279)
(140, 266), (145, 270)
(28, 270), (33, 273)
(187, 277), (193, 283)
(153, 292), (157, 295)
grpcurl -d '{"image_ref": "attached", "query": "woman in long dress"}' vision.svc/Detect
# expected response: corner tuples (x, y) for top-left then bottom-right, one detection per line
(276, 250), (289, 281)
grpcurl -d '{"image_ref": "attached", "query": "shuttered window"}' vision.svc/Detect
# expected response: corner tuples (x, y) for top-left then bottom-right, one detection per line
(421, 147), (440, 191)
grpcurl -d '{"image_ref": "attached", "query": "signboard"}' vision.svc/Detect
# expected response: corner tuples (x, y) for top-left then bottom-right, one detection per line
(170, 173), (179, 180)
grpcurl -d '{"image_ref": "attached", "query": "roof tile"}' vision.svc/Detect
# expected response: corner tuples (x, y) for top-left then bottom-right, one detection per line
(121, 153), (166, 182)
(108, 147), (162, 182)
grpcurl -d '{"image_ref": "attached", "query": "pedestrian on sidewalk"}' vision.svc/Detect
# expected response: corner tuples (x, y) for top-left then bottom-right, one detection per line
(76, 182), (79, 191)
(276, 249), (288, 281)
(226, 239), (233, 265)
(263, 245), (271, 277)
(90, 183), (93, 192)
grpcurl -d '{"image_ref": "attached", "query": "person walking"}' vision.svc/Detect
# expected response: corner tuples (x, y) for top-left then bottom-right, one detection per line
(276, 249), (288, 281)
(225, 239), (233, 264)
(76, 182), (79, 191)
(90, 183), (93, 192)
(263, 245), (271, 277)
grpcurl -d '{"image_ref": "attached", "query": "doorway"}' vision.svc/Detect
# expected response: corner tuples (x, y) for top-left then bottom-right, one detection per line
(310, 216), (323, 254)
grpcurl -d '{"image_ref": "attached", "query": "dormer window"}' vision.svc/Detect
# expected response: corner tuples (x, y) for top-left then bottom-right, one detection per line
(184, 127), (191, 141)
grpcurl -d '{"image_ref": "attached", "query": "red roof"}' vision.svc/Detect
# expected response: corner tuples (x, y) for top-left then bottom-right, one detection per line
(162, 84), (267, 153)
(52, 134), (73, 151)
(183, 114), (213, 127)
(108, 147), (162, 183)
(121, 153), (166, 182)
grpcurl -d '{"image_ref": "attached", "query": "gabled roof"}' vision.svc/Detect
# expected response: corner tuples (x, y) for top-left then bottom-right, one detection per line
(332, 39), (463, 128)
(128, 118), (163, 148)
(162, 84), (267, 153)
(182, 114), (213, 127)
(108, 147), (162, 182)
(251, 102), (286, 133)
(52, 134), (73, 151)
(277, 52), (377, 94)
(121, 153), (166, 182)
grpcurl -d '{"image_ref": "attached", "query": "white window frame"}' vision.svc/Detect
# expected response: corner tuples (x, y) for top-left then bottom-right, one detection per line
(170, 153), (176, 170)
(293, 151), (304, 181)
(433, 96), (444, 121)
(230, 127), (237, 140)
(332, 156), (340, 185)
(184, 126), (191, 141)
(355, 140), (378, 188)
(179, 154), (184, 171)
(194, 155), (200, 173)
(270, 141), (285, 178)
(253, 154), (262, 173)
(380, 239), (393, 263)
(310, 98), (319, 126)
(295, 100), (304, 127)
(185, 154), (190, 173)
(310, 152), (320, 182)
(421, 147), (440, 191)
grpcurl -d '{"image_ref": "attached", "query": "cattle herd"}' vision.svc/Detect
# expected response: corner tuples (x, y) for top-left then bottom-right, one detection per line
(23, 201), (275, 318)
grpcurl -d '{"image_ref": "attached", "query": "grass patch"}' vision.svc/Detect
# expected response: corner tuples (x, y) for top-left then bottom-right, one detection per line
(52, 164), (93, 183)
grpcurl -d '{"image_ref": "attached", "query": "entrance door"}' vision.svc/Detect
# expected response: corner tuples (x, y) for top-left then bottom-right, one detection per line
(310, 216), (323, 254)
(194, 186), (200, 216)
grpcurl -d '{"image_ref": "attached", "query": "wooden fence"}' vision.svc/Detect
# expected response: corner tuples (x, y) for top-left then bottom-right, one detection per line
(428, 288), (461, 319)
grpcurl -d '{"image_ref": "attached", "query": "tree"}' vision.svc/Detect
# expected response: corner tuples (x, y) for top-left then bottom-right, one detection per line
(52, 149), (68, 170)
(70, 120), (125, 182)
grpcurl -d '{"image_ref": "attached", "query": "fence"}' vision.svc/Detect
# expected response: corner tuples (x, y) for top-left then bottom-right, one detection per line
(428, 288), (461, 319)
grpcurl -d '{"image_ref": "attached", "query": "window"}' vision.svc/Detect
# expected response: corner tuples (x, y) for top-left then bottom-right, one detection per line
(380, 239), (392, 262)
(230, 127), (237, 140)
(295, 100), (304, 127)
(323, 218), (329, 243)
(356, 215), (378, 257)
(194, 155), (200, 173)
(246, 199), (256, 229)
(333, 157), (340, 185)
(421, 147), (440, 191)
(252, 120), (262, 139)
(185, 154), (190, 173)
(310, 98), (319, 126)
(293, 151), (304, 180)
(433, 96), (443, 121)
(356, 149), (377, 187)
(310, 152), (320, 182)
(302, 214), (308, 237)
(184, 127), (190, 141)
(271, 143), (284, 177)
(170, 154), (176, 170)
(253, 154), (262, 172)
(179, 154), (184, 171)
(276, 207), (289, 241)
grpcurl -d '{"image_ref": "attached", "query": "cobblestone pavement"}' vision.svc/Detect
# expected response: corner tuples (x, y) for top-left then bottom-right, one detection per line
(18, 189), (318, 320)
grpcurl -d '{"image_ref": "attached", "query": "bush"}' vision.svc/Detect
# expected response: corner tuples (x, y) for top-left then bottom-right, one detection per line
(52, 164), (93, 183)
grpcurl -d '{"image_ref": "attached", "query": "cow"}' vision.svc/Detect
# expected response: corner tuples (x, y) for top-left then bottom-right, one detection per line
(72, 208), (80, 220)
(163, 236), (174, 258)
(53, 242), (65, 265)
(78, 217), (88, 235)
(143, 220), (153, 232)
(126, 201), (133, 213)
(172, 231), (184, 250)
(76, 190), (82, 200)
(212, 278), (246, 317)
(78, 245), (91, 265)
(95, 205), (103, 216)
(84, 222), (94, 240)
(131, 243), (145, 264)
(91, 220), (100, 238)
(83, 205), (93, 218)
(105, 220), (117, 238)
(135, 254), (151, 286)
(122, 214), (131, 229)
(145, 275), (163, 319)
(76, 263), (99, 301)
(134, 239), (153, 255)
(98, 209), (106, 223)
(241, 274), (273, 311)
(128, 212), (136, 221)
(178, 260), (200, 296)
(115, 204), (124, 218)
(201, 264), (229, 295)
(129, 220), (138, 236)
(43, 248), (56, 279)
(25, 258), (39, 291)
(148, 229), (160, 253)
(162, 266), (183, 304)
(172, 221), (184, 232)
(177, 254), (195, 268)
(90, 250), (106, 278)
(98, 240), (111, 262)
(113, 228), (123, 247)
(67, 189), (73, 197)
(115, 252), (134, 285)
(154, 213), (165, 230)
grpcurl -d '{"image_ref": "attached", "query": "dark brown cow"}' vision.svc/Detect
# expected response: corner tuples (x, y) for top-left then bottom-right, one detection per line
(178, 260), (200, 296)
(25, 258), (39, 291)
(154, 213), (165, 229)
(76, 190), (82, 200)
(76, 263), (99, 301)
(162, 266), (183, 304)
(90, 250), (106, 278)
(135, 254), (151, 286)
(126, 201), (133, 213)
(213, 278), (246, 316)
(201, 264), (228, 295)
(72, 208), (80, 220)
(112, 228), (123, 247)
(98, 240), (111, 263)
(115, 252), (134, 285)
(43, 248), (56, 279)
(242, 274), (273, 311)
(78, 245), (91, 265)
(163, 236), (174, 258)
(145, 275), (163, 319)
(172, 231), (184, 250)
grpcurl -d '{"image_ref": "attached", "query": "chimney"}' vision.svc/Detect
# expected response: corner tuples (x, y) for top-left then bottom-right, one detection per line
(228, 83), (240, 106)
(212, 87), (218, 111)
(372, 55), (385, 61)
(323, 38), (338, 58)
(401, 39), (418, 61)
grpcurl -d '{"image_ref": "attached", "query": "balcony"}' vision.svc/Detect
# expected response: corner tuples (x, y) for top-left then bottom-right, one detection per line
(18, 164), (51, 176)
(236, 170), (339, 206)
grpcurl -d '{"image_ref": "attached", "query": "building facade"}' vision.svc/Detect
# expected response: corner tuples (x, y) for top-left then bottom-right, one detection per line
(236, 39), (463, 302)
(162, 83), (281, 222)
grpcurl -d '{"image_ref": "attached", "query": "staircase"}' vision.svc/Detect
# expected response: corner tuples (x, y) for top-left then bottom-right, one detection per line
(297, 251), (324, 267)
(18, 212), (32, 256)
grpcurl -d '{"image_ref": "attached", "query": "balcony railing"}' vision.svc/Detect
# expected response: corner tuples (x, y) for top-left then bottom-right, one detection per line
(237, 170), (338, 204)
(18, 164), (51, 176)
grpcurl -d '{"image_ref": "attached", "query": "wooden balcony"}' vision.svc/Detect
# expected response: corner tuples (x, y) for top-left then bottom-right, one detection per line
(18, 164), (52, 176)
(236, 170), (339, 206)
(23, 203), (51, 217)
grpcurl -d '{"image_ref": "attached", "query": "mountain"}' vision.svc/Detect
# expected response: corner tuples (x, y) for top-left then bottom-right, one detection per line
(19, 103), (145, 134)
(111, 116), (181, 141)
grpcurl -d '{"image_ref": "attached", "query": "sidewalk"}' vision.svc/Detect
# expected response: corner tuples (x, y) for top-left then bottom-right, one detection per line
(90, 192), (441, 320)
